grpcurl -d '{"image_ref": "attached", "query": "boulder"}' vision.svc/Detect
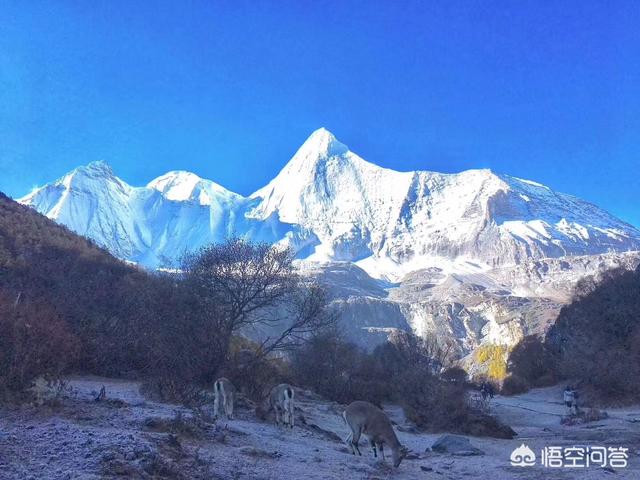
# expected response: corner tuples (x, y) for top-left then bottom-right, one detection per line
(430, 435), (484, 456)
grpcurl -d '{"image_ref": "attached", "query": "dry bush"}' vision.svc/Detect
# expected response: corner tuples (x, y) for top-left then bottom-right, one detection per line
(143, 411), (207, 439)
(400, 369), (514, 438)
(441, 366), (469, 385)
(506, 335), (557, 391)
(292, 327), (512, 437)
(0, 292), (79, 399)
(501, 375), (529, 396)
(374, 332), (514, 438)
(547, 266), (640, 404)
(222, 338), (290, 402)
(399, 370), (468, 431)
(291, 328), (391, 406)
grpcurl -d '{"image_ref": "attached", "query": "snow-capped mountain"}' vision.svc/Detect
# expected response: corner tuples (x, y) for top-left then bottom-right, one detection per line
(19, 162), (294, 267)
(19, 128), (640, 277)
(250, 128), (640, 279)
(17, 128), (640, 353)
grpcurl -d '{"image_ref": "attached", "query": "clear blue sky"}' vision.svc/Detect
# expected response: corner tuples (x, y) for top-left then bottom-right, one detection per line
(1, 0), (638, 226)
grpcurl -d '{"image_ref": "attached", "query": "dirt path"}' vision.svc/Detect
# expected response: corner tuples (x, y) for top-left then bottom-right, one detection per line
(0, 378), (638, 479)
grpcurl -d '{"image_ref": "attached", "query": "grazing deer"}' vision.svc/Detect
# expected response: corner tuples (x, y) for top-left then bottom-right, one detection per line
(213, 377), (235, 420)
(268, 383), (295, 428)
(343, 401), (409, 468)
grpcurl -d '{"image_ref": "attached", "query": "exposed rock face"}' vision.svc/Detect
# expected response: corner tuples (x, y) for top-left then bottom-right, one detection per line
(299, 251), (640, 354)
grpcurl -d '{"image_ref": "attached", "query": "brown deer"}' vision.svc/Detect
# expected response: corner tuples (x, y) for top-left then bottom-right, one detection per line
(343, 401), (409, 467)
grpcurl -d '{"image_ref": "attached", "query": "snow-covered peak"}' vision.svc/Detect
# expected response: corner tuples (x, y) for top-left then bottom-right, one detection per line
(297, 127), (348, 158)
(147, 170), (241, 205)
(251, 129), (353, 196)
(80, 160), (115, 176)
(148, 170), (203, 193)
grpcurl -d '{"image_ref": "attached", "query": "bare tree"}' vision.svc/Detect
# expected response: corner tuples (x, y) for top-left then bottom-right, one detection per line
(182, 238), (335, 377)
(254, 282), (337, 357)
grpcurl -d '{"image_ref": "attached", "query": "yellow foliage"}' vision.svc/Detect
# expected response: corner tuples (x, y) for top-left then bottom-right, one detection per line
(475, 344), (509, 381)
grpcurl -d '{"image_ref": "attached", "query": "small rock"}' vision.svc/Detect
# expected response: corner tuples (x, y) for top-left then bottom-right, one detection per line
(421, 465), (433, 472)
(237, 446), (279, 458)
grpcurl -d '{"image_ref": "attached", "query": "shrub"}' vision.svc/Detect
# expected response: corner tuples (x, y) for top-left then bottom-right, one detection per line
(501, 375), (529, 396)
(291, 328), (391, 406)
(0, 293), (79, 399)
(223, 339), (289, 402)
(507, 335), (557, 389)
(441, 366), (469, 385)
(370, 332), (514, 438)
(399, 369), (468, 431)
(547, 267), (640, 404)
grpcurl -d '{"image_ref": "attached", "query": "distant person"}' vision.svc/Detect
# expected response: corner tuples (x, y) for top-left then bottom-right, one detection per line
(480, 382), (487, 401)
(563, 386), (577, 415)
(480, 381), (492, 401)
(486, 382), (495, 399)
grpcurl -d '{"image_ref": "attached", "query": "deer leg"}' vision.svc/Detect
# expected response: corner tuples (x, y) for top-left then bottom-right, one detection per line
(274, 406), (281, 427)
(214, 394), (220, 419)
(379, 444), (385, 461)
(345, 432), (355, 455)
(289, 403), (294, 428)
(226, 398), (234, 420)
(370, 439), (377, 458)
(352, 427), (362, 456)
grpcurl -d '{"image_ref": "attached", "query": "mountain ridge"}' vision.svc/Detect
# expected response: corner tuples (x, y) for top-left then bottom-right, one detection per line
(13, 128), (640, 353)
(18, 128), (640, 278)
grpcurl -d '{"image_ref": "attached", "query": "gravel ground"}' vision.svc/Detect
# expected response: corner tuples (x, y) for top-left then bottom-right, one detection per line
(1, 378), (639, 479)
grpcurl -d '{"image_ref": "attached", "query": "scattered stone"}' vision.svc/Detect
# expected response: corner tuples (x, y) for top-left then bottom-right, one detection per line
(420, 465), (433, 472)
(405, 450), (421, 460)
(430, 435), (484, 456)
